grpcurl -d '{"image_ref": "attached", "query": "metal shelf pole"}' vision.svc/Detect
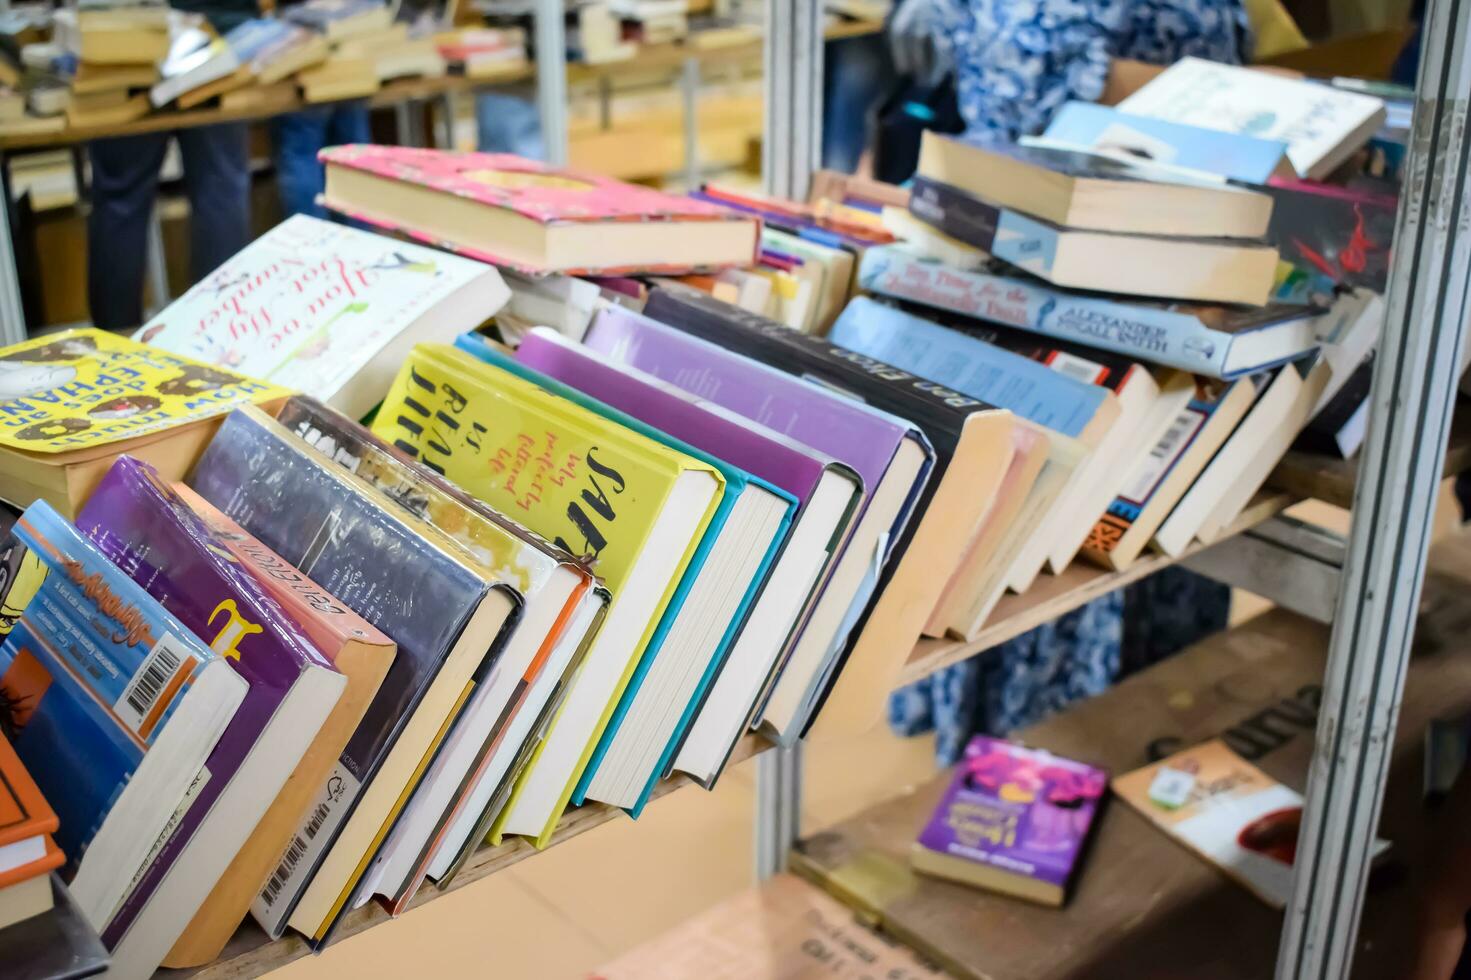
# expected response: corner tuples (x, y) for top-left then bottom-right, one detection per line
(754, 0), (823, 880)
(534, 0), (569, 166)
(1277, 4), (1471, 976)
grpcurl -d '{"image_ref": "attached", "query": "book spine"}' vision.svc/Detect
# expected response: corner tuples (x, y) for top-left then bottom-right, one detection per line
(858, 247), (1233, 377)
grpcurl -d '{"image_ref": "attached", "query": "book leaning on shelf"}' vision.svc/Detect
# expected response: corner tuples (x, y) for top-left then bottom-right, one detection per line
(477, 327), (798, 815)
(641, 286), (1027, 740)
(273, 397), (609, 897)
(371, 344), (724, 849)
(0, 731), (64, 931)
(0, 502), (246, 943)
(185, 406), (519, 947)
(75, 457), (347, 979)
(0, 329), (288, 517)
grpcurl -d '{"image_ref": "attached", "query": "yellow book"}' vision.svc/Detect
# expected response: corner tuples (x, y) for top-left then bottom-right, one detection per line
(371, 343), (723, 846)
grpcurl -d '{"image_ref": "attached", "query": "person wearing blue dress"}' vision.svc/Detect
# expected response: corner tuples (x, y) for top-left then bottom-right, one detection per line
(883, 0), (1242, 764)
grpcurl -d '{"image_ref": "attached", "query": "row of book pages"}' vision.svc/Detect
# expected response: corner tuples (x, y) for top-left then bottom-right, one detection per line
(0, 57), (1403, 978)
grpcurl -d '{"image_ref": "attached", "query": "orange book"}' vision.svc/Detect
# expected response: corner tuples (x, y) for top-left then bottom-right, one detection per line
(160, 485), (397, 968)
(0, 730), (59, 863)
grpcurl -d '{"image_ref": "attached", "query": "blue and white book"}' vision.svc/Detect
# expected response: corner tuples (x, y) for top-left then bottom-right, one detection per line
(0, 501), (245, 932)
(455, 331), (796, 816)
(1040, 101), (1291, 184)
(859, 244), (1329, 379)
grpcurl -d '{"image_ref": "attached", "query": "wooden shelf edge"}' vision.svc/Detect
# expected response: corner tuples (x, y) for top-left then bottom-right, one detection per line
(170, 734), (771, 980)
(896, 491), (1298, 689)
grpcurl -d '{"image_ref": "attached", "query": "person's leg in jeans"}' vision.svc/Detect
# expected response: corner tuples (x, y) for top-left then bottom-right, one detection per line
(325, 102), (373, 147)
(177, 122), (251, 284)
(88, 132), (169, 330)
(270, 107), (332, 220)
(475, 90), (545, 158)
(822, 34), (893, 173)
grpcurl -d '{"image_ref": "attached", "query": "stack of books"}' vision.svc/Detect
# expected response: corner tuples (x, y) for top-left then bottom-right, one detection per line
(48, 2), (168, 126)
(287, 0), (441, 99)
(0, 116), (1401, 973)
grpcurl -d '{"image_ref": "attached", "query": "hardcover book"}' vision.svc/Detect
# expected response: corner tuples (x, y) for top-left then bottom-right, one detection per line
(187, 406), (517, 944)
(858, 244), (1325, 379)
(0, 502), (244, 934)
(908, 177), (1280, 306)
(75, 458), (346, 976)
(160, 483), (396, 969)
(915, 131), (1274, 239)
(0, 731), (63, 929)
(135, 215), (511, 421)
(516, 323), (862, 788)
(1117, 58), (1387, 180)
(319, 146), (761, 275)
(490, 327), (797, 813)
(1040, 100), (1291, 184)
(0, 329), (288, 516)
(912, 736), (1106, 906)
(641, 286), (1023, 740)
(370, 344), (722, 847)
(276, 396), (606, 896)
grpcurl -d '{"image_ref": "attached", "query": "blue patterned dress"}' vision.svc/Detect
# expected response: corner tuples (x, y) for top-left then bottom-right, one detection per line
(886, 0), (1247, 765)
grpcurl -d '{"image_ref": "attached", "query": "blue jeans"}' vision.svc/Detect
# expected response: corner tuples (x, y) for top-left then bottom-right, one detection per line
(87, 122), (250, 330)
(271, 103), (373, 219)
(822, 34), (893, 173)
(474, 91), (544, 157)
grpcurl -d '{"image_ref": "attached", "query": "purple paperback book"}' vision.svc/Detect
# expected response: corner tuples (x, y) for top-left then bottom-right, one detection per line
(915, 735), (1106, 902)
(74, 456), (339, 948)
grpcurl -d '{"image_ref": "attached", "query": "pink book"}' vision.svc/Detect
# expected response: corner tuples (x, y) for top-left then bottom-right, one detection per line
(317, 145), (762, 276)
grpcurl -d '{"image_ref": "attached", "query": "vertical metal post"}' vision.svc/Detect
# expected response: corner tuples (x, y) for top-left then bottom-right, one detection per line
(760, 0), (822, 200)
(680, 56), (700, 190)
(754, 742), (803, 879)
(0, 158), (25, 344)
(1277, 3), (1471, 977)
(436, 92), (458, 149)
(393, 102), (416, 146)
(144, 206), (170, 317)
(753, 0), (822, 879)
(534, 0), (569, 166)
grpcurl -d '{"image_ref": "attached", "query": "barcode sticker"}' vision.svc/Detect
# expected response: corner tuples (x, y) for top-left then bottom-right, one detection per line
(253, 762), (361, 934)
(114, 632), (193, 737)
(1119, 407), (1206, 505)
(1044, 351), (1108, 386)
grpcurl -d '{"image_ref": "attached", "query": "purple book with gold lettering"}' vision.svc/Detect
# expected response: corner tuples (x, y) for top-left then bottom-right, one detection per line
(912, 735), (1107, 906)
(74, 456), (343, 976)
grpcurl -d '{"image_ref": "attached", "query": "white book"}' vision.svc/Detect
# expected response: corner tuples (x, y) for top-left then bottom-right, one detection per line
(1118, 57), (1386, 180)
(135, 215), (509, 421)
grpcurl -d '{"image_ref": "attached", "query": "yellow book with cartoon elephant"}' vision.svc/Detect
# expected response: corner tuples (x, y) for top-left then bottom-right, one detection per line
(0, 328), (288, 516)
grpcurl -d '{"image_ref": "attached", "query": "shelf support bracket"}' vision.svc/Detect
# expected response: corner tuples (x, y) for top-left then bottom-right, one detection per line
(1276, 6), (1471, 976)
(1182, 514), (1345, 624)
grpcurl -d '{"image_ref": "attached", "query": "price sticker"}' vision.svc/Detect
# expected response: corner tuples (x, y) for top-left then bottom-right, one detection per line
(1148, 766), (1197, 810)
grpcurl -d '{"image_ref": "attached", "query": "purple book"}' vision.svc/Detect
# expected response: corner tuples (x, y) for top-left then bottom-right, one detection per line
(515, 326), (865, 783)
(913, 735), (1107, 906)
(75, 456), (342, 959)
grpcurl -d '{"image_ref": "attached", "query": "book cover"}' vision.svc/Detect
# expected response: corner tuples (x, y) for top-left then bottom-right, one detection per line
(858, 244), (1322, 379)
(0, 329), (287, 456)
(319, 146), (760, 276)
(1260, 179), (1396, 293)
(0, 502), (240, 921)
(484, 328), (797, 813)
(0, 730), (58, 852)
(912, 735), (1106, 905)
(1116, 57), (1386, 179)
(159, 482), (395, 968)
(1040, 101), (1290, 184)
(1114, 738), (1342, 907)
(370, 344), (720, 845)
(0, 875), (110, 980)
(135, 215), (510, 420)
(276, 395), (605, 889)
(186, 406), (496, 938)
(74, 456), (344, 946)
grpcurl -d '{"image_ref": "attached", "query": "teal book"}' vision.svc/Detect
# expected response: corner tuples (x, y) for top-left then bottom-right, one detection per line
(455, 332), (796, 815)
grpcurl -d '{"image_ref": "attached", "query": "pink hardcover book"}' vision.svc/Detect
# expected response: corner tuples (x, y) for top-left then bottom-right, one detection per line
(318, 145), (762, 276)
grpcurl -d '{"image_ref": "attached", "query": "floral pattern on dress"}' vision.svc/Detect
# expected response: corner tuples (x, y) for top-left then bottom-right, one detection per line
(887, 0), (1246, 765)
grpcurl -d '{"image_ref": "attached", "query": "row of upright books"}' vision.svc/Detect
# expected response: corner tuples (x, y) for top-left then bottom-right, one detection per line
(0, 58), (1404, 978)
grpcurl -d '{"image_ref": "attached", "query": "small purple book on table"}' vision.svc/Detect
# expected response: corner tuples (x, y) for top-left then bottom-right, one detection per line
(517, 325), (864, 786)
(913, 735), (1107, 906)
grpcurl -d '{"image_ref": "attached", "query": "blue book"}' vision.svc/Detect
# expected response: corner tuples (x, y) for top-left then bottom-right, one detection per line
(830, 296), (1111, 440)
(859, 244), (1328, 379)
(0, 501), (244, 931)
(455, 332), (796, 816)
(1041, 101), (1290, 184)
